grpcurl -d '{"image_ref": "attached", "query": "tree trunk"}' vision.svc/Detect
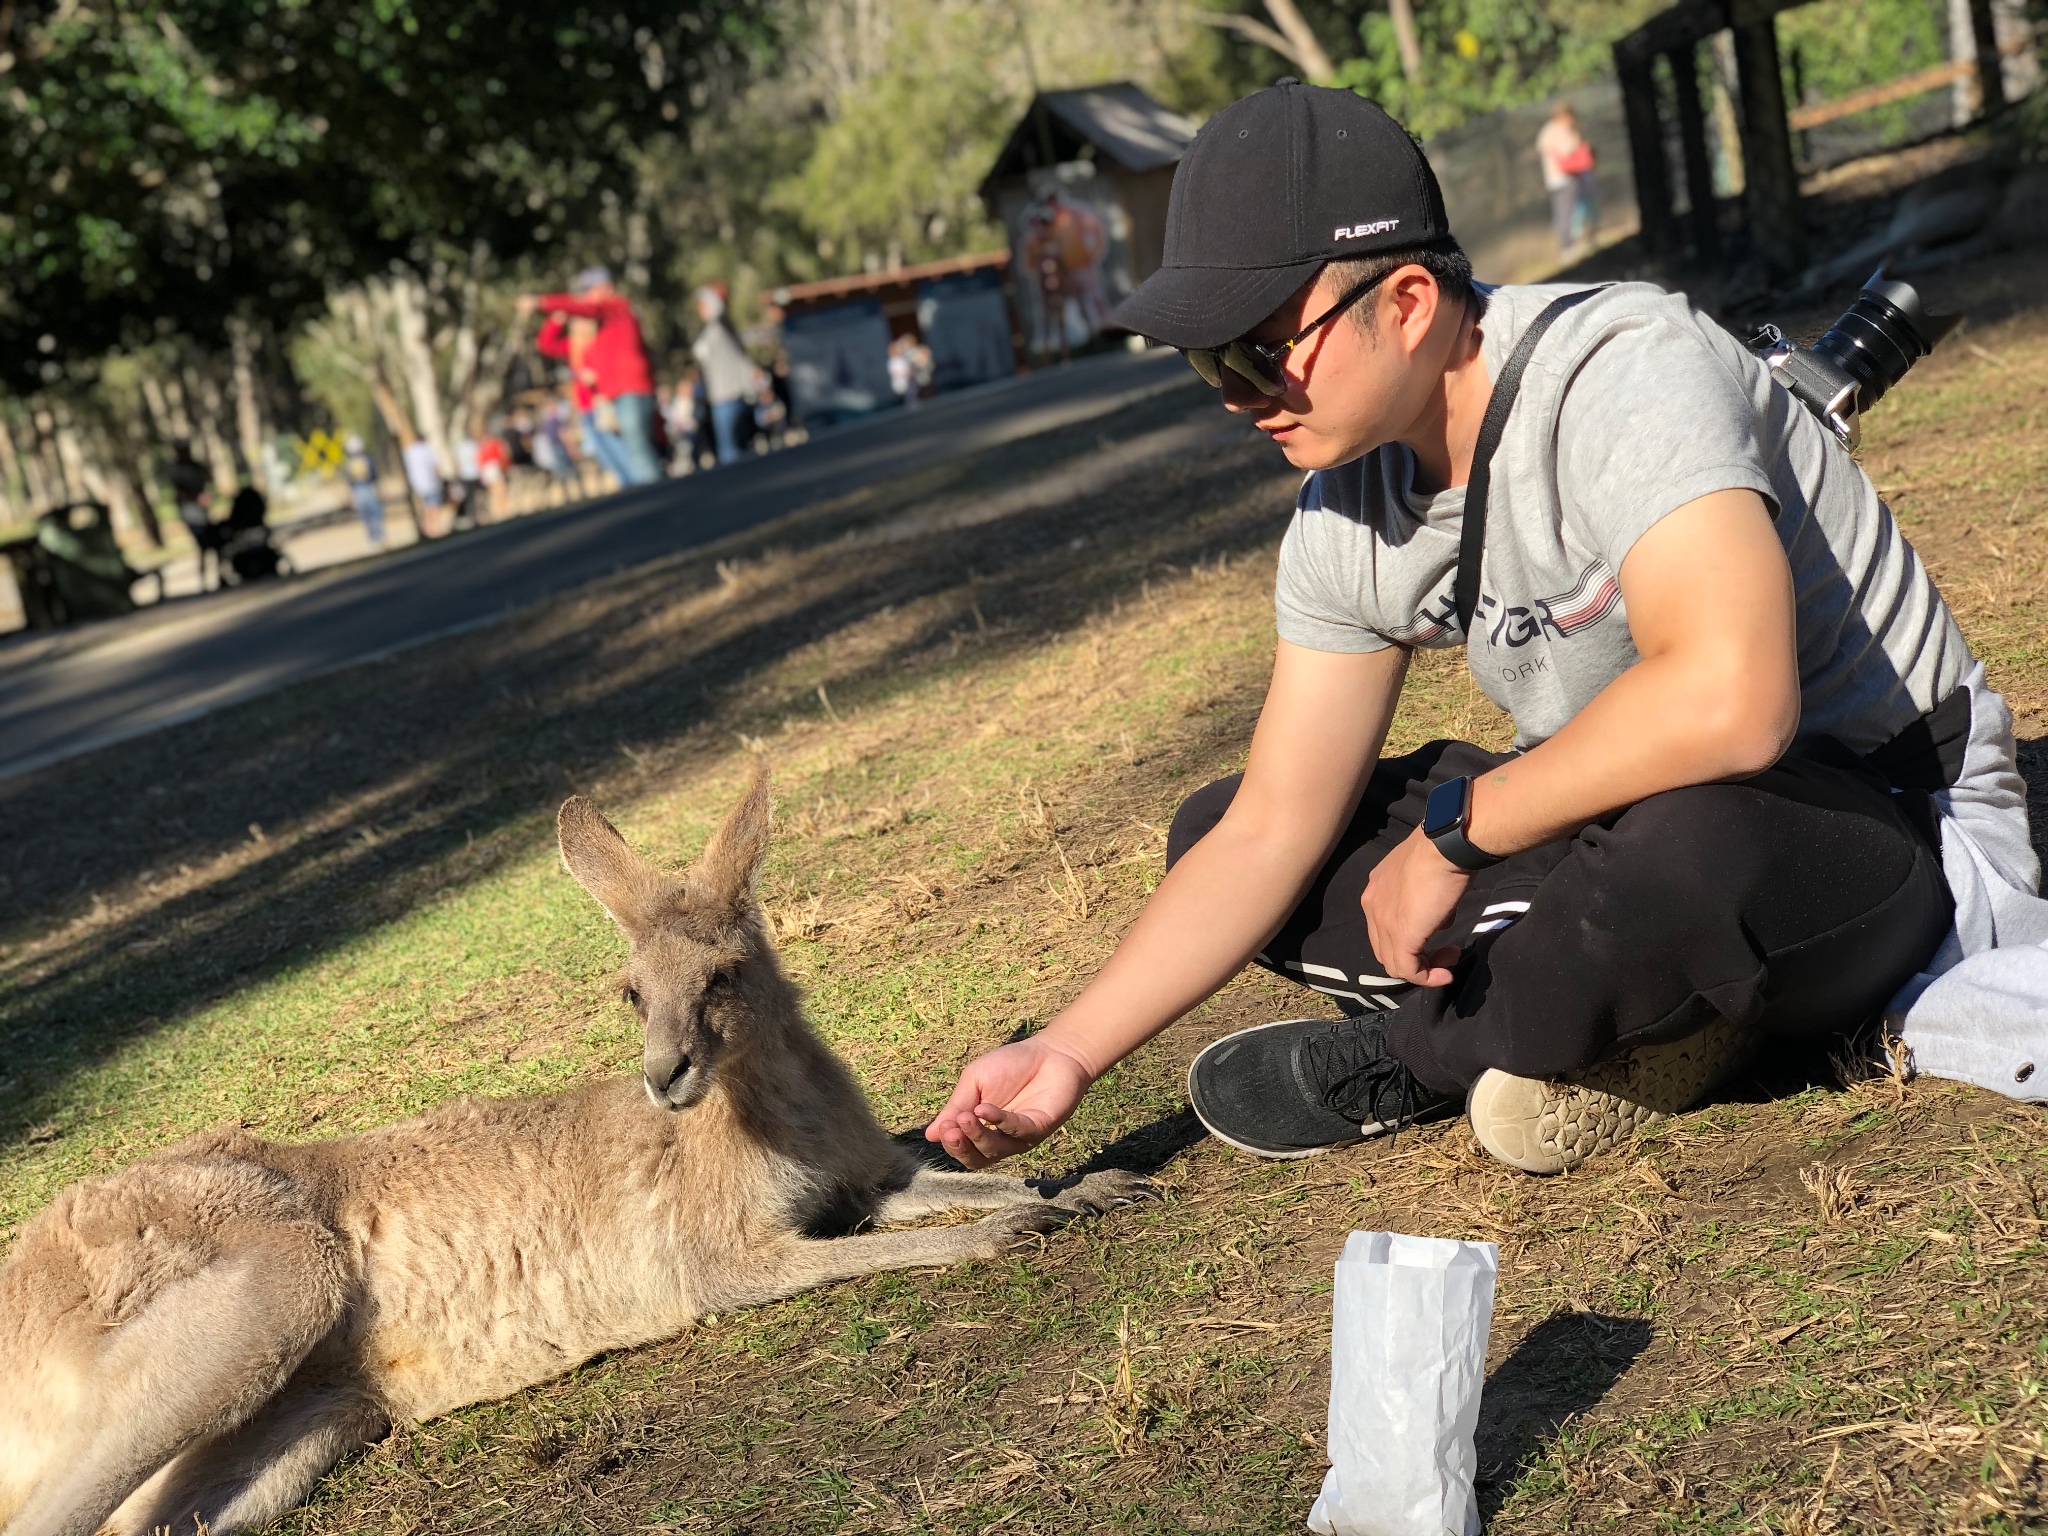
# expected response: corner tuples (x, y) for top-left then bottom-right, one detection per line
(139, 372), (189, 442)
(229, 317), (271, 490)
(444, 277), (483, 438)
(108, 394), (168, 547)
(176, 367), (239, 494)
(16, 408), (53, 511)
(55, 411), (143, 540)
(0, 410), (25, 525)
(385, 275), (453, 477)
(1385, 0), (1423, 81)
(1261, 0), (1339, 83)
(31, 409), (70, 503)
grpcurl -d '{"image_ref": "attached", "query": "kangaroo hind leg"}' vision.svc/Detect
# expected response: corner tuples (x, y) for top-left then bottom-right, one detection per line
(0, 1158), (350, 1536)
(105, 1383), (388, 1536)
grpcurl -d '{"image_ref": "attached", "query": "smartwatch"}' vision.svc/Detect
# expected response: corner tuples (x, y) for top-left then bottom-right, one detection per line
(1422, 775), (1504, 872)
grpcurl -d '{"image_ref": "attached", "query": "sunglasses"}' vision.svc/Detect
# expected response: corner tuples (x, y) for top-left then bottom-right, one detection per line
(1180, 270), (1394, 395)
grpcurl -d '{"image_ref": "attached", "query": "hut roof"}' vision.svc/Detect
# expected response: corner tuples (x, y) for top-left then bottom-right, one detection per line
(978, 82), (1198, 194)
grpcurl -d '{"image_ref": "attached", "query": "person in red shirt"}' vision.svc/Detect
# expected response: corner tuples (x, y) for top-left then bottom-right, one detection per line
(519, 267), (663, 486)
(475, 430), (510, 522)
(535, 311), (634, 488)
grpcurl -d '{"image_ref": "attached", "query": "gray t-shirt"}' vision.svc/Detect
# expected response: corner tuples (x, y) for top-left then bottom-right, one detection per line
(1275, 280), (1975, 755)
(693, 321), (757, 405)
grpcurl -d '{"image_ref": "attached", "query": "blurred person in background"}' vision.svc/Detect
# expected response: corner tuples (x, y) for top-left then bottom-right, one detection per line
(692, 283), (756, 466)
(663, 367), (703, 474)
(402, 434), (448, 538)
(165, 439), (225, 589)
(532, 397), (581, 505)
(519, 267), (662, 486)
(342, 434), (386, 548)
(452, 429), (483, 526)
(530, 398), (579, 500)
(689, 369), (716, 468)
(476, 427), (510, 522)
(887, 334), (918, 410)
(535, 310), (630, 487)
(768, 351), (801, 446)
(1536, 101), (1599, 257)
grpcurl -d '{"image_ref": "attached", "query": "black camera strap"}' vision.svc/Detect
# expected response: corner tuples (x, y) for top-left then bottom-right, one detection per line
(1454, 287), (1605, 636)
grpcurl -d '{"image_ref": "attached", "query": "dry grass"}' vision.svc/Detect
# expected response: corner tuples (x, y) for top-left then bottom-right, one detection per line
(3, 252), (2048, 1534)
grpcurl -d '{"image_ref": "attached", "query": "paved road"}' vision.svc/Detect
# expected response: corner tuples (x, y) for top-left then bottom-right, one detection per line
(0, 349), (1192, 782)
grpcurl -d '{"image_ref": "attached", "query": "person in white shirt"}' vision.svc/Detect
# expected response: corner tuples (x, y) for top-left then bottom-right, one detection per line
(1535, 101), (1599, 255)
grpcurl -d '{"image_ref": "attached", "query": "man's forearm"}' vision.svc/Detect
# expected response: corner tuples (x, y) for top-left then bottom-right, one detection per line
(536, 294), (600, 318)
(1466, 647), (1794, 854)
(1037, 821), (1331, 1077)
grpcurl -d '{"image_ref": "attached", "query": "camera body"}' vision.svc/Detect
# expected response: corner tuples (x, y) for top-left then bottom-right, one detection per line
(1746, 276), (1958, 449)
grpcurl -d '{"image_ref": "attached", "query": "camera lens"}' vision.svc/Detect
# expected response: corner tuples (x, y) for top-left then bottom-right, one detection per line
(1809, 277), (1959, 415)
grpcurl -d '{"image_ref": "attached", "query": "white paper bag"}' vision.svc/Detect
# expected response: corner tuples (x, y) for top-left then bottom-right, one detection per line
(1307, 1231), (1500, 1536)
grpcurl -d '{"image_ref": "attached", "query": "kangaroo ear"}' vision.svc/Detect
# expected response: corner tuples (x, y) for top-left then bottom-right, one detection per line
(559, 797), (663, 939)
(692, 756), (772, 916)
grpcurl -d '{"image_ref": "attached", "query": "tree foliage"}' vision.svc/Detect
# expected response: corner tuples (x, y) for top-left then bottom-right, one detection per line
(0, 0), (778, 387)
(767, 5), (1016, 273)
(1328, 0), (1664, 137)
(642, 0), (1243, 306)
(1777, 0), (1950, 135)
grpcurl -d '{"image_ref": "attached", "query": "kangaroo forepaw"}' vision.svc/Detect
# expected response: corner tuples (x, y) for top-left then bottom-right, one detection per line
(1052, 1168), (1159, 1216)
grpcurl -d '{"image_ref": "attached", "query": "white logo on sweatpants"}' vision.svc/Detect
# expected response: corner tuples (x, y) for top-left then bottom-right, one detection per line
(1334, 218), (1401, 240)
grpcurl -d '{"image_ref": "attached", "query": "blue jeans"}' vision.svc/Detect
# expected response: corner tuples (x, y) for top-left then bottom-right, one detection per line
(609, 392), (663, 486)
(349, 482), (385, 544)
(580, 410), (636, 486)
(711, 398), (748, 466)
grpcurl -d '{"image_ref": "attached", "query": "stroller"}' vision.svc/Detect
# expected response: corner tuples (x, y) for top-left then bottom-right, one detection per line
(219, 486), (290, 584)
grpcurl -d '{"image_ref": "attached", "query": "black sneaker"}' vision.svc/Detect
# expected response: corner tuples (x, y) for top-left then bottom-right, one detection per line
(1186, 1015), (1456, 1159)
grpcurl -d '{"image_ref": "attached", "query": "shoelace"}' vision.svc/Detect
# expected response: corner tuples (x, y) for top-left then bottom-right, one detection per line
(1301, 1021), (1420, 1131)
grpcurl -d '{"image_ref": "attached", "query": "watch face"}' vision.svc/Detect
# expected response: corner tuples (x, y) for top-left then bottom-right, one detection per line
(1423, 776), (1470, 840)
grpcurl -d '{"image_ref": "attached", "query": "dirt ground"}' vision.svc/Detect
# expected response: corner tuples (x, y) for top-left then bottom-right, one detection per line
(5, 201), (2048, 1534)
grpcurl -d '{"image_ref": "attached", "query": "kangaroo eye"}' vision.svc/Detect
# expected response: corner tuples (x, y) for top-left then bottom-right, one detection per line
(710, 969), (737, 991)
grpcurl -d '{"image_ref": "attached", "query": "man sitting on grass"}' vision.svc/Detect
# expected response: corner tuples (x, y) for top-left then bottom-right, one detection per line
(926, 81), (2038, 1175)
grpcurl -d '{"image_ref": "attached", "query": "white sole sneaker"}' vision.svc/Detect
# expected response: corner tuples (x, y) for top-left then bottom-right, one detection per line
(1467, 1018), (1761, 1175)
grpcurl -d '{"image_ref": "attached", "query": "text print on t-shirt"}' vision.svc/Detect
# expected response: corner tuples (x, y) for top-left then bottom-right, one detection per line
(1383, 559), (1622, 656)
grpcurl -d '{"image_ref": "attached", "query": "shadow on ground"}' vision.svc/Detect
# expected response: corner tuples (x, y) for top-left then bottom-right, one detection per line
(1477, 1309), (1654, 1518)
(0, 382), (1293, 1148)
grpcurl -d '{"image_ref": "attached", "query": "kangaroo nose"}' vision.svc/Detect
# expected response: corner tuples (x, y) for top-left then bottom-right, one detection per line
(643, 1053), (691, 1106)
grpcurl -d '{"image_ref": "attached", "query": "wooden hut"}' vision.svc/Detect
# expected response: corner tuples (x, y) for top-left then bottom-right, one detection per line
(766, 252), (1018, 426)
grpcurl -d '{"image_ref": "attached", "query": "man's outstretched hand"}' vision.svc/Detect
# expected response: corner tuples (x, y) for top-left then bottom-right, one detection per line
(925, 1035), (1096, 1169)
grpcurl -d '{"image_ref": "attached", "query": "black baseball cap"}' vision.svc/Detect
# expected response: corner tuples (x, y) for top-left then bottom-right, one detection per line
(1110, 81), (1451, 350)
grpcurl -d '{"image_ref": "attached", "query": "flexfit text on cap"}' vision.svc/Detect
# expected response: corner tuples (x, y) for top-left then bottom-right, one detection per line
(1109, 81), (1450, 350)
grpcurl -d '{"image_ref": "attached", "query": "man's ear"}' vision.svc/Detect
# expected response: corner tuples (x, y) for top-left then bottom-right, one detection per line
(1388, 263), (1448, 355)
(559, 797), (663, 939)
(692, 756), (772, 918)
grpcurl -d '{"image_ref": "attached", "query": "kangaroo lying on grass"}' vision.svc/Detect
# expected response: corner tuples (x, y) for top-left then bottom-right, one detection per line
(0, 764), (1149, 1536)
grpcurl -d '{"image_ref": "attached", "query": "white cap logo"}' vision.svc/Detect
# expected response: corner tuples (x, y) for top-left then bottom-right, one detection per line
(1334, 218), (1401, 240)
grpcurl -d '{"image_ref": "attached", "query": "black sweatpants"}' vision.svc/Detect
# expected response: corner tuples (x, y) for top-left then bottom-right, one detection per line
(1166, 739), (1954, 1093)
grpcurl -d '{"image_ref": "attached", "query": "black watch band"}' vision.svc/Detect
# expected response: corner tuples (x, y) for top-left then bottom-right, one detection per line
(1422, 775), (1505, 872)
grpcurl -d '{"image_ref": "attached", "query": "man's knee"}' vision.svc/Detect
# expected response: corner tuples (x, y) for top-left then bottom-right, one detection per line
(1166, 775), (1242, 871)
